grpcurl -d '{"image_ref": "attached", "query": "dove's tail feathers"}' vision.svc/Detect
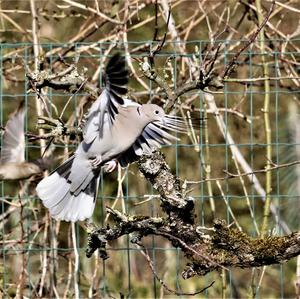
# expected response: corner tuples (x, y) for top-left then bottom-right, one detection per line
(36, 156), (99, 222)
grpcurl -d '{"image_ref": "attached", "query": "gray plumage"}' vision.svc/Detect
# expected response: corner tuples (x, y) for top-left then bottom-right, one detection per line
(36, 53), (196, 222)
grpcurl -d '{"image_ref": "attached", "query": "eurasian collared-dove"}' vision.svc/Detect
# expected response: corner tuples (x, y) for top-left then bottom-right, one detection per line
(0, 102), (49, 180)
(36, 53), (195, 222)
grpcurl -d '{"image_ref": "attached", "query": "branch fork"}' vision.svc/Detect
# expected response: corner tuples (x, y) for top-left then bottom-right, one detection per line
(86, 152), (300, 280)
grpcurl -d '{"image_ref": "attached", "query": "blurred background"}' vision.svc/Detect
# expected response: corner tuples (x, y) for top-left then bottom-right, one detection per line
(0, 0), (300, 298)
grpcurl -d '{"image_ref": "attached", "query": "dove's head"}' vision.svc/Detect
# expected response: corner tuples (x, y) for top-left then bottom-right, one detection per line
(140, 104), (165, 123)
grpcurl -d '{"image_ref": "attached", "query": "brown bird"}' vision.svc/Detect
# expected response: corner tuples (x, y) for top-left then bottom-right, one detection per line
(0, 102), (49, 180)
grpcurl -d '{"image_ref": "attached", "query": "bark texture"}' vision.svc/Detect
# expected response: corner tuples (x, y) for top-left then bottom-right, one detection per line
(86, 152), (300, 279)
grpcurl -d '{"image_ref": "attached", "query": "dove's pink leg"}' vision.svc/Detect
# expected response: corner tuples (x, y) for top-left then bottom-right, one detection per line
(103, 160), (118, 173)
(89, 155), (103, 169)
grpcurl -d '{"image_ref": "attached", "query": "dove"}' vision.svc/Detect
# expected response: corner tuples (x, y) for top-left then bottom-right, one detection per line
(36, 53), (197, 222)
(0, 102), (49, 180)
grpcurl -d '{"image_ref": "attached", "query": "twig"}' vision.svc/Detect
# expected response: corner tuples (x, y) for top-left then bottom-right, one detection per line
(104, 164), (127, 223)
(149, 0), (170, 65)
(204, 93), (290, 234)
(255, 0), (273, 237)
(216, 180), (242, 232)
(62, 0), (122, 25)
(71, 222), (80, 299)
(63, 225), (73, 299)
(30, 0), (47, 154)
(135, 242), (215, 296)
(60, 78), (87, 118)
(184, 159), (300, 188)
(296, 256), (300, 298)
(39, 215), (49, 297)
(223, 160), (300, 178)
(203, 102), (215, 217)
(222, 0), (275, 78)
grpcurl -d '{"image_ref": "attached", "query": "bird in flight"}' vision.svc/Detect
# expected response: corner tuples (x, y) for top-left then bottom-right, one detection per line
(36, 53), (198, 222)
(0, 102), (49, 180)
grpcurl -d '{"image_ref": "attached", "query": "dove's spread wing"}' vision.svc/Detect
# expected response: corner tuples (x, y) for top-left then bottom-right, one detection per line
(117, 115), (202, 167)
(117, 122), (179, 167)
(83, 53), (128, 144)
(1, 103), (25, 164)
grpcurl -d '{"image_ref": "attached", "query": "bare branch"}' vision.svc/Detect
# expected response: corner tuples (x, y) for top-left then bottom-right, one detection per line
(222, 0), (275, 78)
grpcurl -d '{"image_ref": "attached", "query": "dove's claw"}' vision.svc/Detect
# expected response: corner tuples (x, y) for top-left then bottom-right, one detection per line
(90, 155), (103, 169)
(102, 160), (117, 173)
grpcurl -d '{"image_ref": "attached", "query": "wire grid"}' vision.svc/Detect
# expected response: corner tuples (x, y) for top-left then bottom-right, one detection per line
(0, 40), (299, 298)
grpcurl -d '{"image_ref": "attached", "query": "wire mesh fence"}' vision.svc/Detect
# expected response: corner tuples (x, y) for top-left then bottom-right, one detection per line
(0, 40), (300, 298)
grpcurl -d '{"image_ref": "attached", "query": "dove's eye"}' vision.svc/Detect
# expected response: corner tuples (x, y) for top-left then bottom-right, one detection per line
(155, 110), (160, 115)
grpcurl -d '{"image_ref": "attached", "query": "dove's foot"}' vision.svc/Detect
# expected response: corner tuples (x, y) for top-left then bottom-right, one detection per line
(89, 155), (103, 169)
(102, 160), (118, 173)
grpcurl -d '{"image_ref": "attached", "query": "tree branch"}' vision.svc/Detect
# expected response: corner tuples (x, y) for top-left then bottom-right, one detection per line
(86, 152), (300, 279)
(86, 207), (300, 279)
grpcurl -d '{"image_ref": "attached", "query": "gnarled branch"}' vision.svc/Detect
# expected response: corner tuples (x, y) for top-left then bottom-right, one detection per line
(86, 152), (300, 279)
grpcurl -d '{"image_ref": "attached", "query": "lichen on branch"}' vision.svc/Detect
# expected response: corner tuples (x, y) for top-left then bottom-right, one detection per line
(86, 152), (300, 279)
